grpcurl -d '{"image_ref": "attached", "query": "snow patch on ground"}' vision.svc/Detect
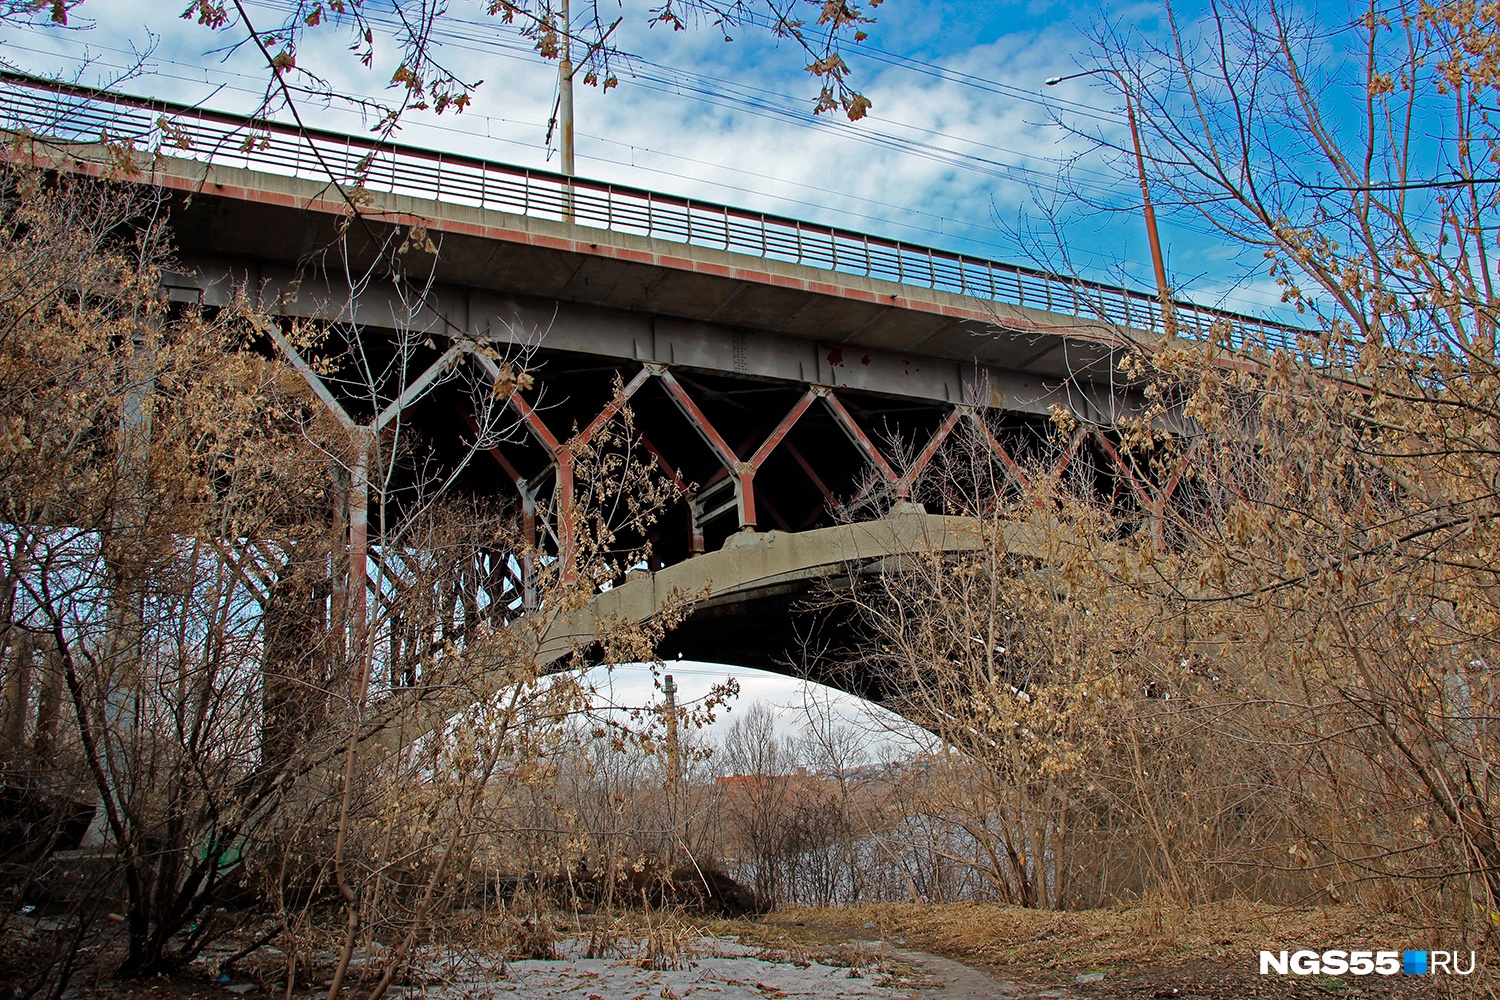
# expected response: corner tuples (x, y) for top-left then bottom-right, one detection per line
(400, 935), (923, 1000)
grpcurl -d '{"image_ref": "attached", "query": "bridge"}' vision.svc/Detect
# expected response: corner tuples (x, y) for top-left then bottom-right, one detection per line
(0, 73), (1293, 698)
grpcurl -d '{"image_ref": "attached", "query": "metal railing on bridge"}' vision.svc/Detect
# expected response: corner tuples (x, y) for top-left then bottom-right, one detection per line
(0, 72), (1304, 352)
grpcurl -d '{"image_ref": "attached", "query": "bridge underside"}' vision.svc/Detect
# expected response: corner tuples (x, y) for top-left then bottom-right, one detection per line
(150, 176), (1182, 707)
(148, 178), (1164, 575)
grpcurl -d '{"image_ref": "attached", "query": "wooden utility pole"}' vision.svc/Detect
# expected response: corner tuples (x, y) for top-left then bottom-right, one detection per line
(1046, 69), (1174, 337)
(559, 0), (574, 177)
(663, 674), (681, 859)
(663, 674), (680, 786)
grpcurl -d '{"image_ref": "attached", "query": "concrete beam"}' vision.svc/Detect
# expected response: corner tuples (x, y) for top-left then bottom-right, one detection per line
(558, 512), (1041, 645)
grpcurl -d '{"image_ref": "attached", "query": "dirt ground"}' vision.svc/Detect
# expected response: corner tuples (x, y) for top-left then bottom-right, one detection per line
(734, 900), (1490, 999)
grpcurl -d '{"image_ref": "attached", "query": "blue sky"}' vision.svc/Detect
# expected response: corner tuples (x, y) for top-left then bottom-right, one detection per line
(0, 0), (1302, 749)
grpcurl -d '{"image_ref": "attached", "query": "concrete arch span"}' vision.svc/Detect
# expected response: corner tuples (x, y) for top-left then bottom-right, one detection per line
(536, 511), (1048, 700)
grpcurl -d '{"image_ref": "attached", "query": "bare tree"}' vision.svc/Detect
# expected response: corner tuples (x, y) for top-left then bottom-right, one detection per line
(0, 150), (693, 994)
(170, 0), (878, 139)
(0, 168), (342, 982)
(819, 0), (1500, 923)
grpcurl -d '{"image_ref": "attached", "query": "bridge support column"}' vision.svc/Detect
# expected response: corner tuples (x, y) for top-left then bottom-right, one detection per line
(504, 365), (653, 579)
(689, 503), (706, 554)
(732, 388), (819, 532)
(520, 488), (539, 610)
(735, 467), (756, 530)
(266, 324), (474, 696)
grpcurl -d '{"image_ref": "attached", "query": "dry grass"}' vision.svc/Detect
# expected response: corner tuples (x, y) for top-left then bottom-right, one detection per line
(757, 899), (1447, 973)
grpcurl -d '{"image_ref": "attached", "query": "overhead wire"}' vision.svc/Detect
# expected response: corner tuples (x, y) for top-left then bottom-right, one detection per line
(611, 55), (1127, 192)
(0, 6), (1232, 276)
(0, 35), (1034, 258)
(662, 2), (1124, 125)
(249, 1), (1239, 248)
(237, 0), (1136, 197)
(0, 34), (1054, 251)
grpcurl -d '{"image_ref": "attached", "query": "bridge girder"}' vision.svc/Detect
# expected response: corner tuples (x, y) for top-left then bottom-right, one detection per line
(172, 253), (1142, 424)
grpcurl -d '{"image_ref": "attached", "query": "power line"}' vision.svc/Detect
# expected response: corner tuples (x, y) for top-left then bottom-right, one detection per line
(672, 3), (1124, 125)
(0, 34), (1072, 237)
(0, 33), (1028, 254)
(240, 0), (1134, 197)
(0, 13), (1230, 281)
(618, 55), (1126, 192)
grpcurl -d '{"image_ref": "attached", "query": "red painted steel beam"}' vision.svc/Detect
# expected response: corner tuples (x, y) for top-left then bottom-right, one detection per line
(1051, 426), (1088, 481)
(720, 389), (816, 532)
(785, 440), (839, 508)
(637, 431), (702, 554)
(554, 449), (576, 580)
(455, 404), (528, 487)
(749, 389), (818, 468)
(656, 369), (740, 471)
(737, 468), (757, 530)
(693, 427), (767, 495)
(506, 389), (574, 577)
(573, 366), (651, 448)
(757, 495), (792, 532)
(506, 391), (563, 454)
(1091, 431), (1155, 509)
(636, 431), (693, 497)
(966, 414), (1030, 493)
(519, 368), (655, 578)
(456, 402), (545, 603)
(820, 390), (898, 485)
(656, 368), (760, 530)
(898, 407), (963, 498)
(1155, 444), (1195, 515)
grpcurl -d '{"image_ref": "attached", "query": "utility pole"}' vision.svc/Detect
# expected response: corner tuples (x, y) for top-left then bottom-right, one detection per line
(558, 0), (575, 220)
(663, 673), (681, 861)
(1047, 69), (1175, 338)
(1121, 91), (1174, 338)
(663, 674), (680, 787)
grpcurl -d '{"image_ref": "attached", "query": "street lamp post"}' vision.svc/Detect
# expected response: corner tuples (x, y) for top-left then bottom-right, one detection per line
(1047, 68), (1174, 336)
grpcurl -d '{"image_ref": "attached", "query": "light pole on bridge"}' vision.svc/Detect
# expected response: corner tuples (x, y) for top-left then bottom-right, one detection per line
(558, 0), (575, 180)
(1046, 67), (1175, 337)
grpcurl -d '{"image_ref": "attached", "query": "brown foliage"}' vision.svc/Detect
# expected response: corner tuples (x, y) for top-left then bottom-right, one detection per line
(0, 164), (689, 996)
(831, 0), (1500, 936)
